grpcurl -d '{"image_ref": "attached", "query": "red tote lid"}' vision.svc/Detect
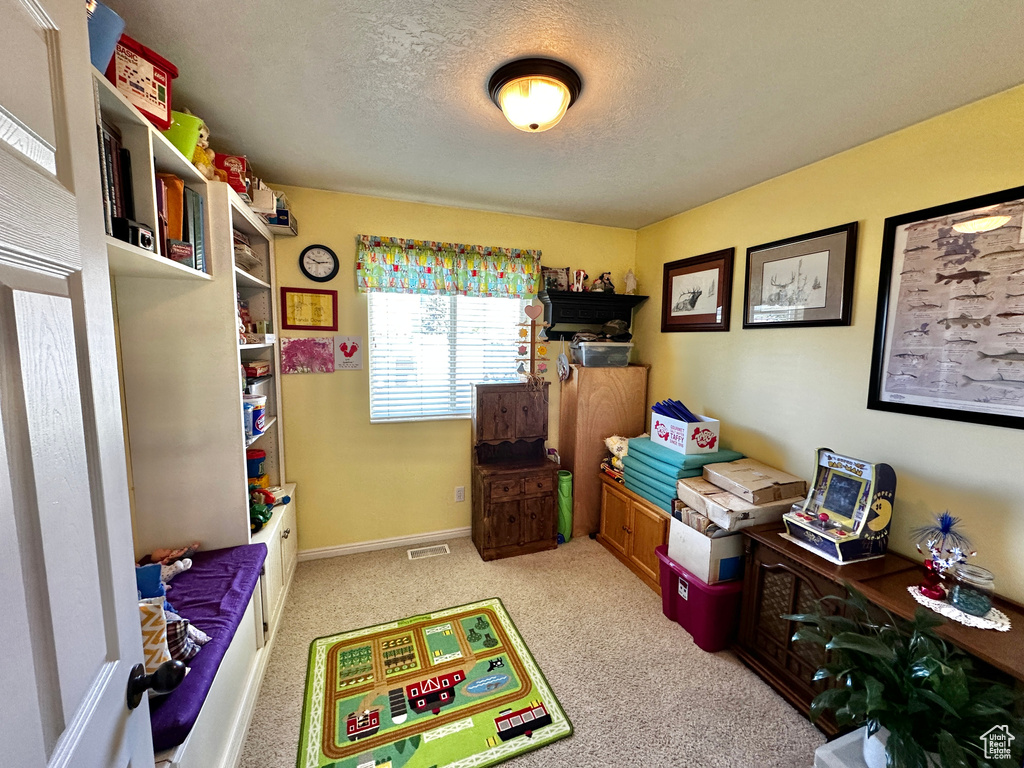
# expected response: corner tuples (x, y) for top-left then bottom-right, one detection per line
(110, 33), (179, 78)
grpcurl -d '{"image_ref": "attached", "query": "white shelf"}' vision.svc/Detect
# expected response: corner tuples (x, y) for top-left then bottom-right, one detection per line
(235, 266), (271, 290)
(239, 342), (275, 351)
(93, 68), (206, 185)
(245, 416), (277, 447)
(228, 189), (273, 242)
(266, 219), (298, 238)
(107, 236), (211, 281)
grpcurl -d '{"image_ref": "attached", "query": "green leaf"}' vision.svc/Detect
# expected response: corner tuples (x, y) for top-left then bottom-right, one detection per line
(812, 667), (834, 682)
(936, 730), (970, 768)
(809, 688), (850, 721)
(864, 676), (886, 714)
(827, 632), (897, 661)
(791, 627), (828, 645)
(914, 688), (960, 717)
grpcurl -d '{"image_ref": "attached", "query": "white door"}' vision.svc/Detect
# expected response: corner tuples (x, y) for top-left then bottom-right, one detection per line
(0, 0), (153, 765)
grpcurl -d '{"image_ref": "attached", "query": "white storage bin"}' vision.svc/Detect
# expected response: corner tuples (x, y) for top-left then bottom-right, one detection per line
(570, 341), (633, 366)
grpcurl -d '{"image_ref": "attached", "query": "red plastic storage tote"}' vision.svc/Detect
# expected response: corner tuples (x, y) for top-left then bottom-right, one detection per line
(105, 34), (178, 130)
(656, 545), (743, 652)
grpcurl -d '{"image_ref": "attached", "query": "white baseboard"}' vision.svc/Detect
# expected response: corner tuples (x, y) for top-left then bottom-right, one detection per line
(298, 527), (472, 562)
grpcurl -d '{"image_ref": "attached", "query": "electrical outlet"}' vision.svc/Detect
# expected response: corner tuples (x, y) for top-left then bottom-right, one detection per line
(454, 486), (466, 503)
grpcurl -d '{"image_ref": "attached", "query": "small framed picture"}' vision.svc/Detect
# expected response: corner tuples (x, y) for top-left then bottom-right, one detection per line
(541, 266), (570, 292)
(743, 222), (858, 328)
(868, 184), (1024, 430)
(661, 248), (734, 332)
(280, 287), (338, 331)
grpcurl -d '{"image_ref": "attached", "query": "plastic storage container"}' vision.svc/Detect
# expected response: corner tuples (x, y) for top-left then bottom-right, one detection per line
(162, 111), (205, 161)
(655, 545), (743, 652)
(246, 449), (266, 478)
(86, 1), (125, 72)
(105, 34), (179, 130)
(570, 341), (633, 367)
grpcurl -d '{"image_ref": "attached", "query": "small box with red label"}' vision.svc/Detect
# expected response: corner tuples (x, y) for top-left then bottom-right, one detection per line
(650, 411), (720, 455)
(105, 34), (178, 130)
(214, 153), (248, 195)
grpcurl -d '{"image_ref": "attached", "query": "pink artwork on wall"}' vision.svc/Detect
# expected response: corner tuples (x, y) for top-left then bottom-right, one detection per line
(281, 337), (335, 374)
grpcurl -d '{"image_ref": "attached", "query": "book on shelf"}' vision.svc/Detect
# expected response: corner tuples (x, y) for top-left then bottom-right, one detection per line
(183, 186), (206, 273)
(155, 177), (168, 257)
(156, 172), (185, 244)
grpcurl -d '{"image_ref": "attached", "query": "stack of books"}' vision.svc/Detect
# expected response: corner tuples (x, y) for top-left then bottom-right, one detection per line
(155, 173), (205, 272)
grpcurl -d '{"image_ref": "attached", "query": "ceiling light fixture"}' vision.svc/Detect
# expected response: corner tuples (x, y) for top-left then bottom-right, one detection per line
(488, 58), (582, 133)
(952, 213), (1011, 234)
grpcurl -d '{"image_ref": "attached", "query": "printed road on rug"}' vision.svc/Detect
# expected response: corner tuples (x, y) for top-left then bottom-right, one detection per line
(297, 598), (572, 768)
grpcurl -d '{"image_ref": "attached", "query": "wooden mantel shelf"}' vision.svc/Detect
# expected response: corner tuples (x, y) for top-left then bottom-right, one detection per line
(744, 524), (1024, 682)
(538, 290), (648, 340)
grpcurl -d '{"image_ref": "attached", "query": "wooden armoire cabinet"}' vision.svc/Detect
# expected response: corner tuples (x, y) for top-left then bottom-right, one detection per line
(471, 382), (559, 561)
(559, 364), (649, 537)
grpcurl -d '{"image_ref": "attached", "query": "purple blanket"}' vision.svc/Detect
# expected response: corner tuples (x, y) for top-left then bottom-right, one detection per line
(150, 543), (267, 752)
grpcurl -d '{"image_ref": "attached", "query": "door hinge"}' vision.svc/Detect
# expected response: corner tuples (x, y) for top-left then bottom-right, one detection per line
(260, 565), (265, 576)
(263, 621), (268, 634)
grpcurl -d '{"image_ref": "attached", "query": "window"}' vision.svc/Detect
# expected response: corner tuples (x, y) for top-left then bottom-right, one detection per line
(368, 292), (531, 422)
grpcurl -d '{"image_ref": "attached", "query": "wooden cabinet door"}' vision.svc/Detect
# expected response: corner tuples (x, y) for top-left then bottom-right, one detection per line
(515, 389), (547, 439)
(737, 540), (842, 735)
(484, 499), (523, 549)
(599, 482), (630, 555)
(477, 391), (517, 441)
(522, 494), (556, 544)
(628, 501), (668, 584)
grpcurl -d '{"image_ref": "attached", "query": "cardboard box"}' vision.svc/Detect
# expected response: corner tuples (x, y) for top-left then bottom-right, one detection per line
(650, 412), (720, 455)
(214, 153), (248, 195)
(676, 476), (803, 531)
(667, 517), (744, 584)
(703, 458), (808, 505)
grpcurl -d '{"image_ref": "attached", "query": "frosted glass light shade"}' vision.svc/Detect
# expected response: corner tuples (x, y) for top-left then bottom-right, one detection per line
(952, 214), (1011, 233)
(497, 76), (572, 132)
(488, 58), (582, 134)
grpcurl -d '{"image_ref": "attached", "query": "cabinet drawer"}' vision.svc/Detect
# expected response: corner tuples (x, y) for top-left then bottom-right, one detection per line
(522, 473), (553, 495)
(489, 479), (522, 500)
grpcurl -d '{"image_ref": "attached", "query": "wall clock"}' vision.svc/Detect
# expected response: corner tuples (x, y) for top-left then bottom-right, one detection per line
(299, 244), (339, 283)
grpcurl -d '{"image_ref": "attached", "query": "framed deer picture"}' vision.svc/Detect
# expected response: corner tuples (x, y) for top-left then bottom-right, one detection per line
(743, 222), (858, 328)
(661, 248), (734, 332)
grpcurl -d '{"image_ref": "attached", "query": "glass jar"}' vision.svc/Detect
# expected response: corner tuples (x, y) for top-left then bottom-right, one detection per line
(949, 564), (995, 617)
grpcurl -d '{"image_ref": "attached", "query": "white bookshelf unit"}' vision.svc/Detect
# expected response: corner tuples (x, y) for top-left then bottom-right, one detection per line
(94, 65), (297, 768)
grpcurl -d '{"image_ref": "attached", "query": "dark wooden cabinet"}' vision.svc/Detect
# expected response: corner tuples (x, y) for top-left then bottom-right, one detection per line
(471, 383), (558, 561)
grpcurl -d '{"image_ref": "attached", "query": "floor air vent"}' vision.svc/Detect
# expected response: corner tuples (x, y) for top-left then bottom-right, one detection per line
(407, 543), (451, 560)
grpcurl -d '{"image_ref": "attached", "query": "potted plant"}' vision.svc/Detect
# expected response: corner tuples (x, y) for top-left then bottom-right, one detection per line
(786, 588), (1022, 768)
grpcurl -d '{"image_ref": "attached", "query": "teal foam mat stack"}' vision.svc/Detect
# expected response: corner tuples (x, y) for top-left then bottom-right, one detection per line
(623, 437), (743, 513)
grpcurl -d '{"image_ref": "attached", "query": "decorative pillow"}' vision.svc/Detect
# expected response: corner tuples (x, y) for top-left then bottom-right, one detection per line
(165, 611), (211, 648)
(165, 618), (201, 662)
(138, 598), (171, 674)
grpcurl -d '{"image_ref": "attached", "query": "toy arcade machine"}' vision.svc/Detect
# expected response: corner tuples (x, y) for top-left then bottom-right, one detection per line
(781, 448), (896, 564)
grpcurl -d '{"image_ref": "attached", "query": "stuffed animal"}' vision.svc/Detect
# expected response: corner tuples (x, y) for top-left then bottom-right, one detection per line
(160, 558), (192, 585)
(188, 115), (218, 181)
(591, 272), (614, 293)
(147, 542), (201, 566)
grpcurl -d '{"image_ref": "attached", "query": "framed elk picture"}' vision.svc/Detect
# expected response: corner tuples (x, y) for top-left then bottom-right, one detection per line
(661, 248), (734, 332)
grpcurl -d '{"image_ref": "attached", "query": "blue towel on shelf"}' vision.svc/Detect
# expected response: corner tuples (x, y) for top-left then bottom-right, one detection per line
(625, 452), (704, 484)
(624, 477), (674, 514)
(623, 461), (686, 499)
(627, 437), (743, 474)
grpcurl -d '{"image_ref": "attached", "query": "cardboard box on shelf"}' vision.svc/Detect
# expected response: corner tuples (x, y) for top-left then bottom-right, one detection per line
(676, 476), (802, 532)
(667, 517), (744, 585)
(214, 153), (248, 195)
(703, 458), (807, 505)
(650, 412), (720, 455)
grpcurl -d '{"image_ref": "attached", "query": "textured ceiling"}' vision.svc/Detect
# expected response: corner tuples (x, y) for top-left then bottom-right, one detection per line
(104, 0), (1024, 229)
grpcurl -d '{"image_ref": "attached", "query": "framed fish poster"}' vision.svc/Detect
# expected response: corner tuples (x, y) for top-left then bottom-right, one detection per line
(868, 184), (1024, 429)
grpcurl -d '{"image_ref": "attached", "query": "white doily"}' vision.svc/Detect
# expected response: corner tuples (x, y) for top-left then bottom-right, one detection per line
(907, 586), (1011, 631)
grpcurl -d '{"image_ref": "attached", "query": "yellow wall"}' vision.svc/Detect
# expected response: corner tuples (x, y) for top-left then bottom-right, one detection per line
(633, 83), (1024, 602)
(272, 187), (636, 552)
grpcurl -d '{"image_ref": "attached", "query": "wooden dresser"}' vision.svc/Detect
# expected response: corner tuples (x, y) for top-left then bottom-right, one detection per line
(471, 382), (559, 560)
(596, 474), (669, 594)
(736, 524), (1024, 735)
(559, 364), (649, 537)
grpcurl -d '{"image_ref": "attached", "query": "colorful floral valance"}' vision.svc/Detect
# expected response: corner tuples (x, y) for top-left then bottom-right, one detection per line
(356, 235), (541, 298)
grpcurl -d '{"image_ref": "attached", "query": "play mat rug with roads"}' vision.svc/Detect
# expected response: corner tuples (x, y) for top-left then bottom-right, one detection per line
(297, 597), (572, 768)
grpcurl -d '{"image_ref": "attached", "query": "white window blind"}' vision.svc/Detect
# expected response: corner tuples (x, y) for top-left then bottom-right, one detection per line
(368, 292), (531, 422)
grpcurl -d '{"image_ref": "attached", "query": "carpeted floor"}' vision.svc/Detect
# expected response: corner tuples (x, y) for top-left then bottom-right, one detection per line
(240, 536), (824, 768)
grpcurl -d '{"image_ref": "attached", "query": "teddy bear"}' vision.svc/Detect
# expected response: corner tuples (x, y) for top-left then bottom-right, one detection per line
(190, 121), (218, 181)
